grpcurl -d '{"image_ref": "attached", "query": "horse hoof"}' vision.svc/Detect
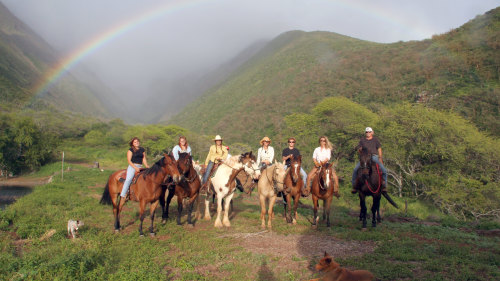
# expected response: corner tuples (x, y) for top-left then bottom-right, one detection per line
(139, 233), (145, 237)
(361, 227), (368, 232)
(149, 232), (156, 237)
(187, 224), (194, 228)
(312, 224), (317, 229)
(114, 229), (120, 234)
(292, 219), (297, 225)
(372, 223), (377, 228)
(162, 219), (167, 224)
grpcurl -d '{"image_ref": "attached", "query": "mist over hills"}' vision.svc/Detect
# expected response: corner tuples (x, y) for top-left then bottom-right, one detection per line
(169, 7), (499, 141)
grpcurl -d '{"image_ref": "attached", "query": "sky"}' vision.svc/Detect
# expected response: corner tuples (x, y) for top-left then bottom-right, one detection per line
(2, 0), (499, 118)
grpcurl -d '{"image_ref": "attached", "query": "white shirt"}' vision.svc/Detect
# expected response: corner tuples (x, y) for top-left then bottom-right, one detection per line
(312, 147), (331, 163)
(257, 146), (275, 165)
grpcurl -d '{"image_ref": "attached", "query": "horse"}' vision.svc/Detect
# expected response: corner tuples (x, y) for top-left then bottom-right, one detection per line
(282, 155), (304, 224)
(354, 148), (398, 228)
(159, 152), (201, 226)
(257, 161), (287, 229)
(202, 152), (260, 228)
(310, 161), (340, 228)
(100, 154), (181, 236)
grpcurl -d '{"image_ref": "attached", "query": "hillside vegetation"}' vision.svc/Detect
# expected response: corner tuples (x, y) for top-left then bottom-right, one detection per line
(170, 7), (499, 139)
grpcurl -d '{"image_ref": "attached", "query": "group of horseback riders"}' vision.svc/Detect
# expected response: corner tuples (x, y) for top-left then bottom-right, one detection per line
(120, 126), (388, 200)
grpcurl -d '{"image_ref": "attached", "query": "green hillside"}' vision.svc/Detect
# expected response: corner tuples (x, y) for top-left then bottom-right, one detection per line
(169, 7), (499, 140)
(0, 2), (115, 118)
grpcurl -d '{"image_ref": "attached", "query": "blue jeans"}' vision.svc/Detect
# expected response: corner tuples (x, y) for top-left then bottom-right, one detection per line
(202, 161), (214, 185)
(121, 164), (142, 197)
(285, 164), (307, 188)
(351, 155), (387, 186)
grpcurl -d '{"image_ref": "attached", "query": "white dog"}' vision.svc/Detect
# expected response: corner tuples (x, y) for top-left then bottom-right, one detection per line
(67, 219), (84, 238)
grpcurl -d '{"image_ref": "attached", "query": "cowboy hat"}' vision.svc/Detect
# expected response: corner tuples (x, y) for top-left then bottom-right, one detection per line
(259, 136), (271, 146)
(213, 135), (223, 141)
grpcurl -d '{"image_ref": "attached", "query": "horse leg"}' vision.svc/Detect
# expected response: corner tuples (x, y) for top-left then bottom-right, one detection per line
(259, 194), (267, 229)
(292, 194), (299, 225)
(149, 200), (159, 236)
(372, 196), (381, 227)
(159, 187), (167, 222)
(204, 198), (212, 220)
(282, 194), (288, 220)
(312, 195), (319, 228)
(138, 200), (146, 236)
(214, 194), (223, 228)
(359, 193), (367, 229)
(284, 194), (292, 224)
(164, 188), (175, 223)
(186, 194), (198, 226)
(268, 195), (277, 229)
(112, 194), (121, 231)
(325, 196), (333, 228)
(176, 194), (184, 225)
(222, 193), (234, 227)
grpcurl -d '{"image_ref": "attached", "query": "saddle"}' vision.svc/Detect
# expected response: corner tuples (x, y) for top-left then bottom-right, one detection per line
(117, 168), (146, 184)
(200, 163), (220, 195)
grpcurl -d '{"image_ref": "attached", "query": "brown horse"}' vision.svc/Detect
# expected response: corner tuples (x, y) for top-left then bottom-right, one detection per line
(282, 155), (304, 224)
(311, 162), (340, 228)
(160, 152), (201, 226)
(100, 154), (181, 236)
(354, 148), (398, 228)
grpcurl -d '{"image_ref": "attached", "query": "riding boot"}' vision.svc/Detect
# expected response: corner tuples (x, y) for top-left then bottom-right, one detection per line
(381, 180), (387, 193)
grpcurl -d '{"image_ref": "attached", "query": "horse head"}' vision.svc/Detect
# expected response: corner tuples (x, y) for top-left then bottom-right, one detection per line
(239, 151), (260, 180)
(177, 152), (192, 180)
(273, 161), (287, 190)
(163, 153), (181, 184)
(358, 148), (372, 180)
(288, 155), (301, 184)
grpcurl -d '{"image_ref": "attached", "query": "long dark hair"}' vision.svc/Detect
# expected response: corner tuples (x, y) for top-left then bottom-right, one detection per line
(129, 137), (140, 152)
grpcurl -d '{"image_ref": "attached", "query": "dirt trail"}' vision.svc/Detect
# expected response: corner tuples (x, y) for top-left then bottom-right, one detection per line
(0, 176), (51, 187)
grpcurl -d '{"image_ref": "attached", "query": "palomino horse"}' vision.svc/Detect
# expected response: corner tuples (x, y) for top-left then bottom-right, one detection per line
(354, 148), (398, 228)
(283, 155), (304, 224)
(100, 154), (181, 236)
(310, 162), (340, 228)
(203, 152), (260, 228)
(257, 161), (287, 229)
(159, 152), (201, 226)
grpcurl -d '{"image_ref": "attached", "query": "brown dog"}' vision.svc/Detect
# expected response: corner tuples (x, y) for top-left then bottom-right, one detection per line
(309, 252), (376, 281)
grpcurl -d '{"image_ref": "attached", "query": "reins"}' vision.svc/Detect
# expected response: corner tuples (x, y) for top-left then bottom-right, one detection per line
(364, 163), (382, 193)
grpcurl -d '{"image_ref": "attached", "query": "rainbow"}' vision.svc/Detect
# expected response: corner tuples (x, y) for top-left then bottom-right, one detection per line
(31, 0), (431, 99)
(32, 0), (208, 98)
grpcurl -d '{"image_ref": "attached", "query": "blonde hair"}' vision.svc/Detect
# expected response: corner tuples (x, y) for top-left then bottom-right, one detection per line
(319, 136), (333, 150)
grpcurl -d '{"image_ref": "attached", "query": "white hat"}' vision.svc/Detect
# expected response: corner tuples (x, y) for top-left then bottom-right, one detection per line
(365, 127), (373, 133)
(213, 135), (223, 141)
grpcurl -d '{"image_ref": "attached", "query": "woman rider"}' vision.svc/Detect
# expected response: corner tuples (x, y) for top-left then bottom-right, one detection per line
(201, 135), (228, 188)
(306, 136), (334, 191)
(172, 135), (192, 161)
(257, 136), (274, 170)
(120, 137), (149, 201)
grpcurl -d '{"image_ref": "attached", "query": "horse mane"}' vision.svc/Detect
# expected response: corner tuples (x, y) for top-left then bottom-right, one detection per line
(224, 155), (240, 166)
(144, 156), (166, 177)
(178, 152), (191, 161)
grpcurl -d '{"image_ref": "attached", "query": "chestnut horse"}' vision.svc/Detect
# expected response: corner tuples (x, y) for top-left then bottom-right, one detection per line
(258, 161), (287, 229)
(282, 155), (304, 224)
(159, 152), (201, 226)
(100, 154), (181, 236)
(354, 148), (398, 228)
(310, 162), (340, 228)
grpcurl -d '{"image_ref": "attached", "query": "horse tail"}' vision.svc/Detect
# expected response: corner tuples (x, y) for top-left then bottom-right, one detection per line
(382, 191), (398, 209)
(100, 182), (112, 205)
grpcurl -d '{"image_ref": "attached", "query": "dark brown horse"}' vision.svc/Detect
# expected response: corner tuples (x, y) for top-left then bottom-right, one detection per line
(354, 148), (398, 228)
(160, 152), (201, 226)
(100, 154), (181, 236)
(311, 162), (340, 228)
(283, 155), (304, 224)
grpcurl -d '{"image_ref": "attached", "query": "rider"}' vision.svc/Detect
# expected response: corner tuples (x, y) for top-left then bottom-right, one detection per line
(351, 127), (387, 194)
(257, 136), (274, 170)
(201, 135), (228, 188)
(120, 137), (149, 201)
(306, 136), (333, 191)
(172, 135), (192, 161)
(282, 137), (307, 196)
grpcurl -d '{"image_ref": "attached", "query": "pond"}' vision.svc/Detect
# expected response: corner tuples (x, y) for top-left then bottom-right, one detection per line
(0, 185), (33, 210)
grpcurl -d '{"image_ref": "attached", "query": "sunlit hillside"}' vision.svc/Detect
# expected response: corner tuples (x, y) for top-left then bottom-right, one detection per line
(169, 7), (499, 141)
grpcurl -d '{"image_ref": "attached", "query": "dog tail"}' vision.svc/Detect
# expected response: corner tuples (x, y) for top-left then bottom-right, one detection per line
(382, 191), (398, 209)
(100, 183), (112, 205)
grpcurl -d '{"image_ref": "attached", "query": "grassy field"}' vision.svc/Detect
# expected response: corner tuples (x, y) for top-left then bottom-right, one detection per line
(1, 154), (499, 280)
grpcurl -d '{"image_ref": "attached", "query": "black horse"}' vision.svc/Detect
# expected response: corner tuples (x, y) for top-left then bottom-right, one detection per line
(354, 148), (398, 228)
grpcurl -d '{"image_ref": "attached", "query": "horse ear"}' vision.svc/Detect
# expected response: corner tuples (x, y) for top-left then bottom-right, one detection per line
(324, 251), (328, 257)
